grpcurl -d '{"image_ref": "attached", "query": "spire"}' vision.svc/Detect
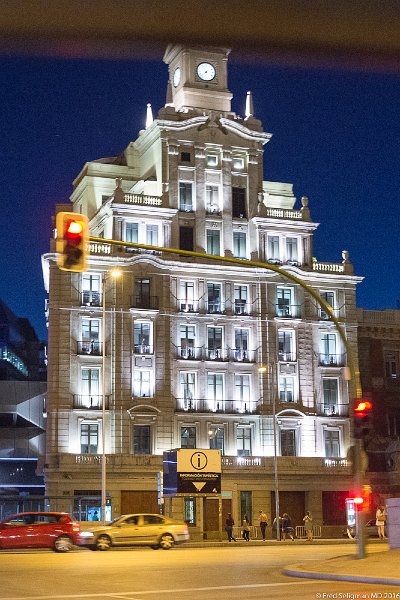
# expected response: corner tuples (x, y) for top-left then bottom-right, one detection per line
(165, 80), (173, 106)
(245, 90), (254, 119)
(145, 103), (154, 128)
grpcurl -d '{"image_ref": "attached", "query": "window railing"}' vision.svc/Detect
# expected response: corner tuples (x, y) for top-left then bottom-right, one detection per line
(319, 307), (341, 321)
(319, 353), (346, 367)
(230, 348), (257, 362)
(133, 344), (153, 355)
(316, 402), (349, 417)
(179, 202), (194, 212)
(205, 347), (229, 361)
(275, 303), (301, 318)
(73, 395), (110, 410)
(176, 345), (202, 360)
(176, 397), (258, 414)
(130, 295), (159, 310)
(179, 300), (199, 313)
(77, 341), (102, 356)
(81, 291), (102, 307)
(278, 351), (297, 362)
(207, 301), (225, 314)
(234, 301), (249, 315)
(206, 205), (221, 215)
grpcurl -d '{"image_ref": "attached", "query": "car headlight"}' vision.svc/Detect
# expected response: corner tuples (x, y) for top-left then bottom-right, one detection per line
(80, 531), (95, 538)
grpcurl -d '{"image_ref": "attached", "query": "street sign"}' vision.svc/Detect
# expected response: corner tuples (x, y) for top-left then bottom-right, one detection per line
(163, 449), (221, 497)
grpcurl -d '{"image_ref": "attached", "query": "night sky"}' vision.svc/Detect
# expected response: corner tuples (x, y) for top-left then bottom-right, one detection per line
(1, 50), (399, 341)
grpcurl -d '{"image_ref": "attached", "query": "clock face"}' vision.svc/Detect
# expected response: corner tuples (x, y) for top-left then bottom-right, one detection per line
(196, 62), (216, 82)
(173, 67), (181, 88)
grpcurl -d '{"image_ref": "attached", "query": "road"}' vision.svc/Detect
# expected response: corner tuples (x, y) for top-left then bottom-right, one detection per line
(0, 543), (398, 599)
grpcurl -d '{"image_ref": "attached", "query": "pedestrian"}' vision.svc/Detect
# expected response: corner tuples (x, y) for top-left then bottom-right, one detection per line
(259, 510), (268, 541)
(376, 505), (386, 539)
(225, 513), (236, 542)
(303, 511), (313, 541)
(242, 515), (250, 541)
(281, 513), (294, 541)
(92, 510), (99, 521)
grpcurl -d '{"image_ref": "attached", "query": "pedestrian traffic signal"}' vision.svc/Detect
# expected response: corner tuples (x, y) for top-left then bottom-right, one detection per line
(56, 212), (89, 272)
(353, 398), (373, 439)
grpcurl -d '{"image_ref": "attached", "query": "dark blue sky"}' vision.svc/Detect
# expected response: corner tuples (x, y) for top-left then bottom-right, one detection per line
(1, 51), (399, 341)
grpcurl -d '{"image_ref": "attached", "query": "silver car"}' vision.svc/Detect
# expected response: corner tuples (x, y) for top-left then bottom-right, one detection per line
(81, 513), (190, 551)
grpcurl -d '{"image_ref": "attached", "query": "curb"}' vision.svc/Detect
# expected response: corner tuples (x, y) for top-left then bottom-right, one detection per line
(283, 567), (400, 587)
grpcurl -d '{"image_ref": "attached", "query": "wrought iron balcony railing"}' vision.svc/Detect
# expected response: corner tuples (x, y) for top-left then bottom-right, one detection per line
(318, 353), (346, 367)
(230, 348), (257, 362)
(319, 307), (341, 321)
(81, 291), (102, 307)
(178, 300), (199, 313)
(275, 303), (301, 318)
(77, 341), (102, 356)
(130, 295), (159, 310)
(278, 351), (297, 362)
(176, 397), (258, 414)
(176, 345), (202, 360)
(206, 301), (225, 314)
(179, 202), (194, 212)
(73, 395), (110, 410)
(205, 348), (229, 361)
(316, 402), (349, 417)
(133, 344), (153, 355)
(234, 301), (249, 315)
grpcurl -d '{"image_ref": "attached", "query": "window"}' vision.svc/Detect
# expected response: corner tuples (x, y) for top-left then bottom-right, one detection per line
(133, 369), (152, 397)
(134, 278), (150, 308)
(180, 325), (196, 358)
(180, 281), (195, 312)
(206, 154), (218, 167)
(280, 429), (296, 456)
(234, 285), (248, 314)
(207, 327), (223, 359)
(233, 231), (247, 258)
(286, 237), (298, 262)
(207, 229), (221, 256)
(276, 287), (293, 317)
(240, 491), (252, 524)
(207, 373), (224, 409)
(134, 321), (152, 354)
(181, 426), (196, 449)
(322, 378), (339, 414)
(126, 222), (139, 243)
(180, 372), (196, 409)
(324, 429), (340, 458)
(133, 425), (151, 454)
(237, 427), (251, 456)
(385, 352), (398, 379)
(179, 182), (193, 211)
(81, 318), (101, 355)
(206, 185), (219, 212)
(80, 422), (98, 454)
(180, 151), (191, 163)
(207, 282), (222, 313)
(81, 368), (100, 406)
(82, 274), (101, 306)
(320, 291), (335, 320)
(268, 235), (280, 261)
(279, 375), (295, 402)
(235, 374), (250, 410)
(184, 497), (197, 526)
(278, 330), (295, 361)
(179, 226), (194, 251)
(209, 426), (224, 453)
(232, 187), (246, 218)
(232, 157), (244, 170)
(146, 224), (158, 246)
(234, 328), (249, 360)
(320, 333), (338, 365)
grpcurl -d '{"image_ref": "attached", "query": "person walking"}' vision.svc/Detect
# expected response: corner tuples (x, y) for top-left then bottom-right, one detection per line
(281, 513), (295, 541)
(225, 513), (236, 542)
(259, 510), (268, 541)
(376, 505), (386, 539)
(242, 515), (250, 541)
(303, 511), (313, 541)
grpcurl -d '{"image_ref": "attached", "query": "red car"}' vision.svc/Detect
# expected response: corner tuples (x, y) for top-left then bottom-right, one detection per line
(0, 512), (83, 552)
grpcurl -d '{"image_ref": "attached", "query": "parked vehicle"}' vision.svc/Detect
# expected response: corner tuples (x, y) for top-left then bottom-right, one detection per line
(81, 513), (190, 550)
(0, 512), (88, 552)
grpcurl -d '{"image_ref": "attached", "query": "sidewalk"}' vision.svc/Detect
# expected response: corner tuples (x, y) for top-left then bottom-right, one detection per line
(284, 544), (400, 586)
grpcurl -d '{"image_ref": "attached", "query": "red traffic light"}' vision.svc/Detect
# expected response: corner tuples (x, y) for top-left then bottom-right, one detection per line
(56, 212), (89, 272)
(354, 400), (373, 415)
(353, 497), (364, 505)
(65, 219), (84, 237)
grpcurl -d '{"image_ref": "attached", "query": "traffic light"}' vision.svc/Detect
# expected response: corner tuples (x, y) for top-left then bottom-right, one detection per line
(353, 398), (373, 439)
(56, 212), (89, 272)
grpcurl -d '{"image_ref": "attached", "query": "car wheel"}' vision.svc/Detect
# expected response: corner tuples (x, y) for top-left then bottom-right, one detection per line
(159, 533), (174, 550)
(150, 545), (160, 550)
(54, 535), (73, 553)
(96, 535), (112, 551)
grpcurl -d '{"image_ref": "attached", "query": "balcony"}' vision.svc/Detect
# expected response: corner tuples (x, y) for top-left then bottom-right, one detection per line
(278, 351), (297, 362)
(234, 301), (249, 315)
(73, 395), (110, 410)
(122, 193), (162, 207)
(319, 307), (342, 321)
(133, 344), (153, 355)
(266, 207), (303, 220)
(206, 205), (222, 215)
(179, 203), (194, 213)
(318, 353), (346, 367)
(275, 303), (301, 318)
(179, 300), (199, 313)
(207, 301), (225, 314)
(81, 291), (101, 307)
(130, 295), (159, 310)
(176, 397), (258, 414)
(205, 348), (229, 361)
(176, 345), (202, 360)
(77, 341), (102, 356)
(222, 456), (351, 474)
(317, 402), (349, 417)
(230, 348), (257, 362)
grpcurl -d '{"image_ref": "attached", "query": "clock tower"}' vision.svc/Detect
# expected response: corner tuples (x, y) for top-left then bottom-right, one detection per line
(163, 45), (233, 113)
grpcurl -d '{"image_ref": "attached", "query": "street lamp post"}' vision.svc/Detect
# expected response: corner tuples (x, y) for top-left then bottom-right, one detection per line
(259, 365), (280, 540)
(101, 269), (121, 525)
